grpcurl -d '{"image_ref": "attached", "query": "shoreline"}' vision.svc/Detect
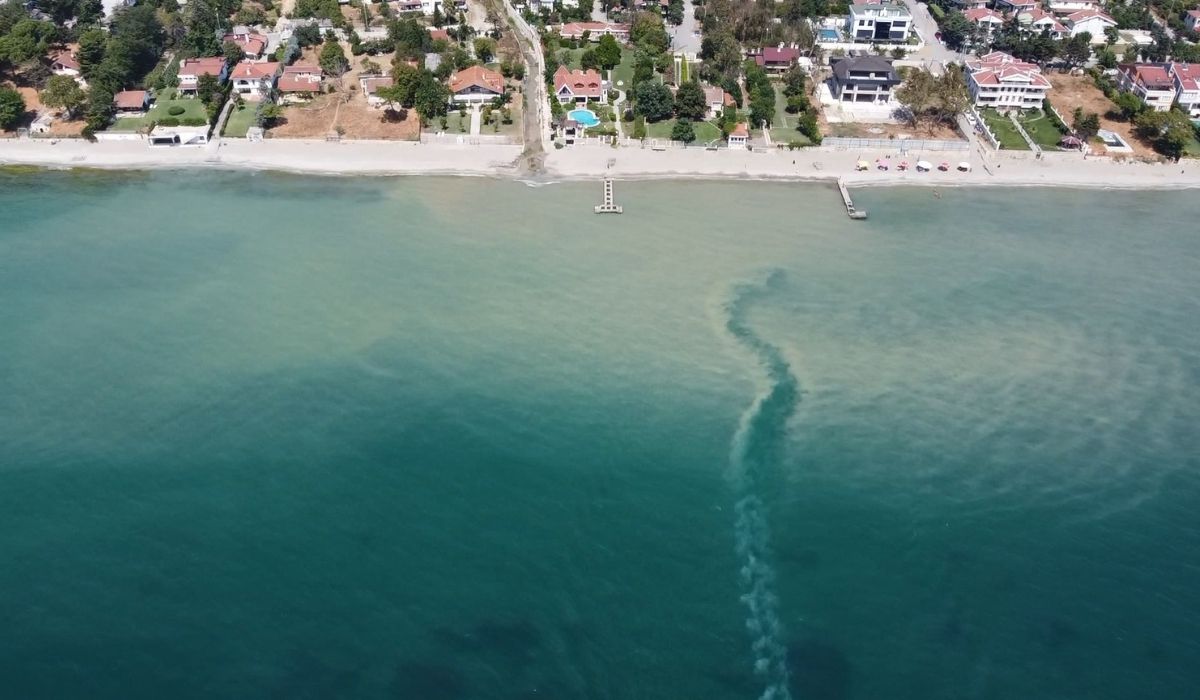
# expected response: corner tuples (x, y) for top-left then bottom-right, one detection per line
(3, 137), (1200, 191)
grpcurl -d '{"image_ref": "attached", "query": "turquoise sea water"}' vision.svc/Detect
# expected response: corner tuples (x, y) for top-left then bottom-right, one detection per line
(1, 172), (1198, 699)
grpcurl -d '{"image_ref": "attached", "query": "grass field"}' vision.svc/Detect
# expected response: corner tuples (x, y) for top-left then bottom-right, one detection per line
(223, 103), (258, 138)
(645, 117), (722, 143)
(768, 84), (813, 146)
(108, 89), (209, 132)
(1017, 109), (1066, 150)
(981, 108), (1030, 150)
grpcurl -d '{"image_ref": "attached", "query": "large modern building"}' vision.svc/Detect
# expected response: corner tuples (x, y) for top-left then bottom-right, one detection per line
(845, 1), (913, 44)
(1118, 63), (1182, 112)
(829, 55), (900, 103)
(964, 51), (1051, 110)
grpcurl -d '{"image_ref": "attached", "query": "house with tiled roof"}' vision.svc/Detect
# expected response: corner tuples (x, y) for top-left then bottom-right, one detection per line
(995, 0), (1039, 12)
(223, 31), (269, 61)
(963, 8), (1005, 44)
(964, 51), (1051, 110)
(49, 49), (85, 86)
(1170, 62), (1200, 117)
(1046, 0), (1101, 15)
(727, 122), (749, 148)
(231, 60), (280, 100)
(556, 22), (631, 42)
(277, 64), (323, 102)
(1187, 9), (1200, 33)
(360, 75), (395, 108)
(1020, 8), (1070, 40)
(702, 84), (735, 119)
(178, 57), (229, 96)
(1064, 8), (1117, 42)
(949, 0), (989, 10)
(448, 65), (505, 103)
(750, 46), (801, 73)
(113, 90), (150, 114)
(1118, 63), (1178, 112)
(553, 66), (606, 104)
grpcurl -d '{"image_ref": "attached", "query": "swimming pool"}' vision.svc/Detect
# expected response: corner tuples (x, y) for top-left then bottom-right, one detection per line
(568, 108), (600, 128)
(818, 28), (839, 41)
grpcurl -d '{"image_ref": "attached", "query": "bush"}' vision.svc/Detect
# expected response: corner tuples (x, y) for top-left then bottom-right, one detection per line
(181, 117), (207, 126)
(168, 105), (185, 116)
(158, 117), (180, 126)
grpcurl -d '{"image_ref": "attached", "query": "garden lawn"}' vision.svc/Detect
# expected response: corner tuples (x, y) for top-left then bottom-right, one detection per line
(610, 48), (636, 90)
(109, 88), (208, 132)
(223, 103), (258, 137)
(645, 118), (722, 143)
(768, 84), (813, 146)
(1018, 109), (1066, 149)
(981, 108), (1030, 150)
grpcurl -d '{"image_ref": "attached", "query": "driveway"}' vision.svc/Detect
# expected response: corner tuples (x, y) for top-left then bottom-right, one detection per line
(906, 1), (963, 65)
(672, 0), (702, 54)
(470, 105), (482, 136)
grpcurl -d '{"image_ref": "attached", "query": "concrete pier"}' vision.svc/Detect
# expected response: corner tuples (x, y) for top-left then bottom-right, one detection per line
(837, 178), (868, 220)
(594, 179), (623, 214)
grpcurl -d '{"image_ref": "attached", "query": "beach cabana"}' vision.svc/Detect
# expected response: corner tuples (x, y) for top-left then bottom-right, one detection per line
(1059, 135), (1083, 150)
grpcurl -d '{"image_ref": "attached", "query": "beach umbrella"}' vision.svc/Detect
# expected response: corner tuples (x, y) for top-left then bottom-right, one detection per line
(957, 162), (971, 172)
(916, 160), (932, 171)
(856, 160), (869, 171)
(938, 161), (950, 171)
(1060, 135), (1082, 148)
(899, 161), (909, 169)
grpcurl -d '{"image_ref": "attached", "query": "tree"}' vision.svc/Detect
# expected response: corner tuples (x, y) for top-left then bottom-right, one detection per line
(0, 19), (57, 66)
(595, 34), (622, 70)
(77, 27), (107, 79)
(939, 11), (971, 51)
(473, 38), (495, 64)
(630, 12), (670, 54)
(41, 75), (87, 117)
(319, 40), (349, 76)
(295, 24), (322, 48)
(77, 0), (104, 25)
(412, 72), (450, 123)
(259, 102), (285, 127)
(674, 80), (707, 121)
(1071, 108), (1099, 140)
(84, 86), (114, 132)
(196, 72), (220, 106)
(671, 117), (695, 143)
(0, 87), (26, 131)
(1061, 35), (1091, 69)
(223, 40), (246, 66)
(580, 49), (600, 71)
(896, 68), (936, 126)
(380, 62), (423, 107)
(633, 80), (673, 121)
(181, 0), (221, 57)
(782, 66), (806, 98)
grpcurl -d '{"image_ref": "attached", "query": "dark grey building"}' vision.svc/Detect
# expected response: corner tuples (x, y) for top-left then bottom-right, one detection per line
(829, 56), (901, 103)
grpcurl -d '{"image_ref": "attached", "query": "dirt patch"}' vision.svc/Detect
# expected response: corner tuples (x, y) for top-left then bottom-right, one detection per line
(1046, 73), (1154, 158)
(269, 87), (419, 140)
(10, 86), (86, 136)
(823, 119), (961, 141)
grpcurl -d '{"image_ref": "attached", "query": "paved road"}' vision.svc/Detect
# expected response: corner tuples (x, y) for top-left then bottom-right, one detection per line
(907, 2), (963, 65)
(672, 0), (702, 54)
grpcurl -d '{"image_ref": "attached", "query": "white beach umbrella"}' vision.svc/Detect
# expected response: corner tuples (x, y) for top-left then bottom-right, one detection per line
(916, 160), (933, 171)
(957, 162), (972, 172)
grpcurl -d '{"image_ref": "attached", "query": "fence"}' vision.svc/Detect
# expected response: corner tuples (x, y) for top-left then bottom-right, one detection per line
(969, 107), (1000, 150)
(821, 136), (970, 152)
(420, 133), (520, 146)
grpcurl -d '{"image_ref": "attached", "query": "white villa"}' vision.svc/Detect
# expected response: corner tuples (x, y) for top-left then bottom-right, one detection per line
(230, 61), (279, 100)
(553, 66), (606, 104)
(1118, 63), (1180, 112)
(1172, 63), (1200, 117)
(965, 51), (1052, 110)
(1065, 9), (1118, 42)
(846, 1), (913, 44)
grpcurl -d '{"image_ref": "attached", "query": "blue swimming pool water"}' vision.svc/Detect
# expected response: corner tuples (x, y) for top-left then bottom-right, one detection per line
(819, 28), (839, 40)
(568, 108), (600, 128)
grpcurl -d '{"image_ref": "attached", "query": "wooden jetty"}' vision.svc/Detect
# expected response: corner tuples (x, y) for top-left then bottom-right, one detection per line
(594, 178), (623, 214)
(837, 178), (868, 220)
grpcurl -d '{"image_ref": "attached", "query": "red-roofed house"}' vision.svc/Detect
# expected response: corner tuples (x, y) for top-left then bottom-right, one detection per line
(428, 27), (451, 43)
(1170, 62), (1200, 117)
(1021, 8), (1070, 40)
(1065, 9), (1117, 42)
(277, 64), (323, 102)
(964, 51), (1051, 110)
(751, 46), (801, 73)
(556, 22), (630, 42)
(727, 122), (749, 149)
(49, 49), (85, 86)
(231, 60), (279, 100)
(1187, 10), (1200, 33)
(553, 66), (606, 104)
(178, 57), (229, 96)
(1118, 63), (1177, 111)
(996, 0), (1039, 11)
(963, 8), (1005, 44)
(223, 32), (269, 61)
(113, 89), (150, 114)
(448, 65), (505, 103)
(702, 84), (735, 119)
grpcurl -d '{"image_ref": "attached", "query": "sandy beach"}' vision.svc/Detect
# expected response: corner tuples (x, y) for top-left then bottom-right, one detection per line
(3, 137), (1199, 190)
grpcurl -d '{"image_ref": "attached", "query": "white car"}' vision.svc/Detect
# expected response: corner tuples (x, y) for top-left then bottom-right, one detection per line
(966, 113), (977, 126)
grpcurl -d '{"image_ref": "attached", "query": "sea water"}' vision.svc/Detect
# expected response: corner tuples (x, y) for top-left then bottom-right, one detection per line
(1, 171), (1197, 699)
